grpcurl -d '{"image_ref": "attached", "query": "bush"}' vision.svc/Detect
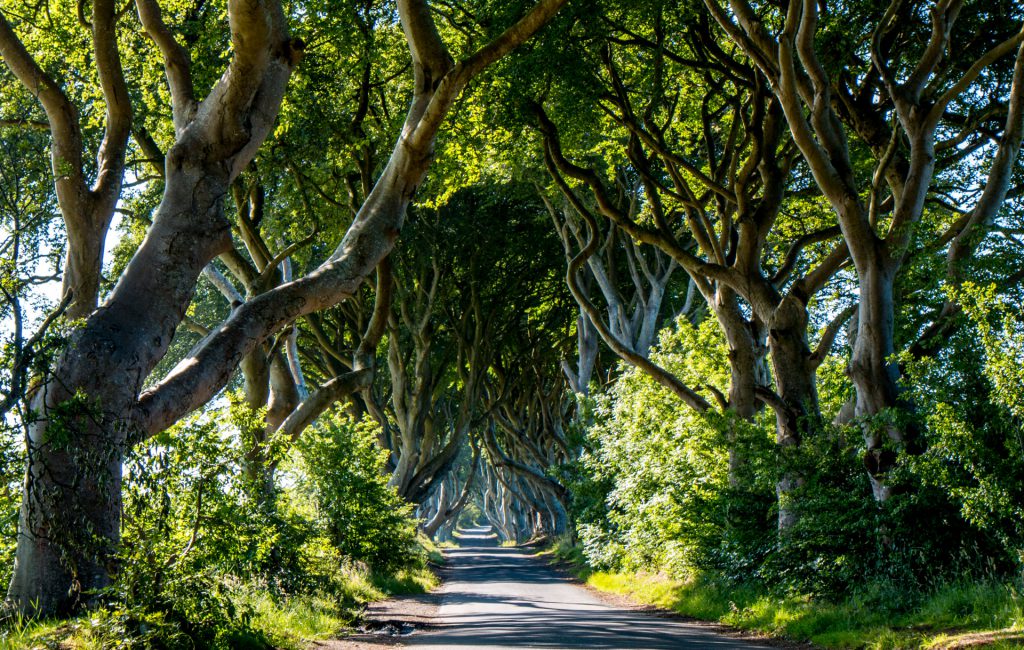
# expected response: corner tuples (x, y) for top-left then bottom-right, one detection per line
(296, 413), (419, 574)
(32, 404), (427, 648)
(568, 308), (1024, 603)
(568, 316), (776, 579)
(112, 411), (283, 648)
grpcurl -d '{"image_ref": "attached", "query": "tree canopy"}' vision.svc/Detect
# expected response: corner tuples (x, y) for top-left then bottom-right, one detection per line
(1, 0), (1023, 645)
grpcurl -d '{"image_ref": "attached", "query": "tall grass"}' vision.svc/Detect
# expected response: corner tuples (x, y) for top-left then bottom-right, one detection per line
(0, 612), (64, 650)
(584, 571), (1023, 648)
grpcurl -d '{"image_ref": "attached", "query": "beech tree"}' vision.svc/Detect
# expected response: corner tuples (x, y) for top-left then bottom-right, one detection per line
(704, 0), (1024, 500)
(545, 3), (854, 530)
(3, 0), (1023, 639)
(534, 15), (781, 518)
(0, 0), (567, 615)
(379, 244), (490, 503)
(527, 0), (1024, 533)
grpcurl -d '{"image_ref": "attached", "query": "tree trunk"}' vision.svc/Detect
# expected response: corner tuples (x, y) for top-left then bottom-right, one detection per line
(8, 158), (236, 613)
(10, 394), (125, 615)
(422, 482), (450, 538)
(714, 291), (767, 486)
(62, 216), (110, 319)
(848, 260), (904, 502)
(766, 295), (819, 532)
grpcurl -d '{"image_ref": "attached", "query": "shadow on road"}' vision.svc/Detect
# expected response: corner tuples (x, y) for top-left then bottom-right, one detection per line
(407, 526), (770, 649)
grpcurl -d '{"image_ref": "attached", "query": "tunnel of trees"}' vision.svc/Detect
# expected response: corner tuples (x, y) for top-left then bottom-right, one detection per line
(0, 0), (1023, 646)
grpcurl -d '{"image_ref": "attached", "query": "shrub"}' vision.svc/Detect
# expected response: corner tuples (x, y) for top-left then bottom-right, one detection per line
(296, 413), (419, 574)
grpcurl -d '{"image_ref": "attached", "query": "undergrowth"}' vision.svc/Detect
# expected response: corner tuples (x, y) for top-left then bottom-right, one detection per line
(0, 411), (442, 650)
(0, 556), (439, 650)
(548, 538), (1024, 649)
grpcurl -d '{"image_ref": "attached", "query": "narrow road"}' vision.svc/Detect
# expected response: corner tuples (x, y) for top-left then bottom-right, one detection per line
(405, 527), (773, 649)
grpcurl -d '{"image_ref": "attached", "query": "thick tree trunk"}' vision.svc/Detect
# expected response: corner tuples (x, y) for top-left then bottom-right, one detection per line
(766, 295), (819, 532)
(8, 160), (235, 613)
(848, 260), (904, 502)
(10, 395), (125, 615)
(714, 292), (767, 486)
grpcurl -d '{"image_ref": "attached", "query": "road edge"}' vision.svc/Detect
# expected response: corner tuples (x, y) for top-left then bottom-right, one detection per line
(532, 546), (818, 650)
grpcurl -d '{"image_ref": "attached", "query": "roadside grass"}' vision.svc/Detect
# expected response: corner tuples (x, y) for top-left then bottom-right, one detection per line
(245, 591), (352, 649)
(249, 535), (440, 648)
(369, 565), (439, 597)
(418, 532), (448, 564)
(0, 614), (65, 650)
(0, 540), (442, 649)
(246, 561), (439, 650)
(546, 539), (1024, 649)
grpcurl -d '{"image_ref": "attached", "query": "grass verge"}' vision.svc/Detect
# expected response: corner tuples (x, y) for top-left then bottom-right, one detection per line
(245, 561), (439, 649)
(0, 539), (441, 650)
(546, 539), (1024, 649)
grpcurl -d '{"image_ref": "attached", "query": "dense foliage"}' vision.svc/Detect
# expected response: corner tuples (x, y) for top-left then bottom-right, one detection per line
(568, 308), (1024, 596)
(297, 414), (418, 574)
(0, 399), (429, 647)
(1, 0), (1023, 646)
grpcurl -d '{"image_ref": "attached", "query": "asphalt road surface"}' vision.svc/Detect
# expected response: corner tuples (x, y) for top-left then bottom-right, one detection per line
(405, 527), (774, 649)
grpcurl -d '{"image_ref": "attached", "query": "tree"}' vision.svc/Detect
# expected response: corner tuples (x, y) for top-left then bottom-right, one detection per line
(0, 0), (567, 615)
(704, 0), (1024, 500)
